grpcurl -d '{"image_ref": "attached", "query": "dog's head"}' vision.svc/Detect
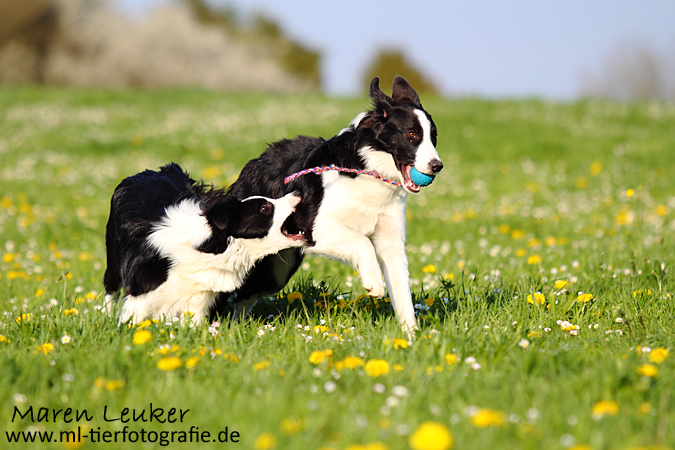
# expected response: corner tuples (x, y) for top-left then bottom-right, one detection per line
(354, 76), (443, 193)
(204, 192), (305, 255)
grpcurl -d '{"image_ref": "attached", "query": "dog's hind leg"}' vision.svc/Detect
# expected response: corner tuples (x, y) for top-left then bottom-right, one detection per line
(232, 294), (262, 321)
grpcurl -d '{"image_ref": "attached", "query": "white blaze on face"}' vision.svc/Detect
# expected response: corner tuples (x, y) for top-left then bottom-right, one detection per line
(413, 109), (442, 174)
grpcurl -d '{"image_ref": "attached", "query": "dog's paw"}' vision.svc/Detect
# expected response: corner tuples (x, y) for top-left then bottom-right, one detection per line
(362, 278), (386, 298)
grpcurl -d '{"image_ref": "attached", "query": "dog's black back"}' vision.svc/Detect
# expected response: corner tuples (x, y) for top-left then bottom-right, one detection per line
(104, 164), (194, 297)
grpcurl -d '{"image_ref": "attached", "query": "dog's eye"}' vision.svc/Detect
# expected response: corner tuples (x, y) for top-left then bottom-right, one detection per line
(408, 130), (417, 139)
(260, 203), (273, 215)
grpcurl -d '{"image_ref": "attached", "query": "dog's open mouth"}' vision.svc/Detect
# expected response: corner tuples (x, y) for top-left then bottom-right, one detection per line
(402, 165), (421, 193)
(281, 211), (305, 241)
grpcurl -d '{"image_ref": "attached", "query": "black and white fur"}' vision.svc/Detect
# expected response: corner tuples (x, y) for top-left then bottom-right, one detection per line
(214, 76), (442, 334)
(103, 163), (305, 324)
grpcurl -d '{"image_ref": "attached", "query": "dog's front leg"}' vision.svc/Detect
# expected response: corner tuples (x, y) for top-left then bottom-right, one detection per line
(372, 206), (417, 337)
(306, 225), (385, 298)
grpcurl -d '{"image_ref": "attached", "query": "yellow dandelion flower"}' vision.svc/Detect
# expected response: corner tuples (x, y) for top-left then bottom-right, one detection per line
(132, 329), (152, 345)
(515, 249), (527, 257)
(78, 252), (92, 262)
(576, 293), (594, 303)
(131, 133), (144, 146)
(280, 417), (304, 435)
(589, 161), (602, 176)
(527, 255), (542, 265)
(94, 377), (106, 389)
(527, 292), (546, 305)
(63, 308), (79, 316)
(3, 253), (14, 263)
(105, 379), (125, 391)
(512, 229), (525, 240)
(35, 343), (55, 354)
(591, 400), (618, 419)
(365, 359), (390, 378)
(341, 356), (365, 369)
(655, 205), (668, 216)
(626, 189), (634, 198)
(424, 298), (434, 307)
(498, 224), (511, 234)
(156, 356), (183, 371)
(392, 364), (404, 371)
(253, 360), (271, 371)
(0, 335), (10, 343)
(649, 348), (669, 364)
(636, 364), (658, 377)
(444, 353), (459, 365)
(470, 408), (506, 428)
(443, 273), (455, 281)
(409, 421), (453, 450)
(638, 402), (652, 415)
(553, 280), (568, 290)
(63, 426), (88, 449)
(527, 238), (541, 248)
(224, 353), (240, 363)
(392, 338), (409, 349)
(135, 319), (159, 328)
(287, 292), (302, 303)
(314, 325), (329, 334)
(16, 313), (32, 324)
(309, 349), (333, 364)
(633, 289), (653, 298)
(527, 331), (541, 339)
(545, 236), (557, 247)
(422, 264), (436, 274)
(185, 356), (199, 369)
(254, 433), (277, 450)
(35, 288), (46, 297)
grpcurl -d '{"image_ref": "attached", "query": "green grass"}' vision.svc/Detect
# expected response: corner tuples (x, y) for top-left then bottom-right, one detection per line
(1, 86), (674, 450)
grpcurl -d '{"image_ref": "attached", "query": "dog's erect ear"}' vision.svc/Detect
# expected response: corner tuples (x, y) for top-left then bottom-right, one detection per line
(369, 77), (393, 118)
(392, 76), (422, 107)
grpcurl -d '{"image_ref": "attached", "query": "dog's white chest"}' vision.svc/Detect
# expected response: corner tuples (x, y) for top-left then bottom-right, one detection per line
(315, 171), (405, 236)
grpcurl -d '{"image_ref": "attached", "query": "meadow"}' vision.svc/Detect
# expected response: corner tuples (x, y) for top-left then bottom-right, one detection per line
(0, 86), (674, 450)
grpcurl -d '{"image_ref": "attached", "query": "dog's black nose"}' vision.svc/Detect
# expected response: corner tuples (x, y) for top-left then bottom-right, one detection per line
(429, 159), (443, 174)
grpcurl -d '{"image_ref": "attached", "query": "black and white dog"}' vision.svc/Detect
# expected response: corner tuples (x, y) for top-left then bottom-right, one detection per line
(103, 163), (305, 324)
(214, 76), (442, 334)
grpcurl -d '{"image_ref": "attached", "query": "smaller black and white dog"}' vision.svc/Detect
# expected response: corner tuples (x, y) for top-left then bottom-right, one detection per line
(103, 163), (305, 324)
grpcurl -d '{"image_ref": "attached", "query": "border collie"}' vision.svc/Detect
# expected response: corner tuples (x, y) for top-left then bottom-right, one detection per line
(213, 76), (442, 334)
(103, 163), (305, 324)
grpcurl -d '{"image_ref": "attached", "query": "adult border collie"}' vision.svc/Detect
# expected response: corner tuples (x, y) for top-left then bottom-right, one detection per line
(103, 163), (305, 324)
(213, 76), (442, 334)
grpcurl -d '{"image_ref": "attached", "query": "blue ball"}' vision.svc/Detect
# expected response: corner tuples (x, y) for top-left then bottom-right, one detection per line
(410, 167), (435, 187)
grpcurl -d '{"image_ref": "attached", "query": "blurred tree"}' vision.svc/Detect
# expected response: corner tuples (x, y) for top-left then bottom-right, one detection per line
(580, 39), (674, 101)
(187, 0), (320, 90)
(252, 14), (320, 89)
(362, 49), (438, 95)
(0, 0), (57, 82)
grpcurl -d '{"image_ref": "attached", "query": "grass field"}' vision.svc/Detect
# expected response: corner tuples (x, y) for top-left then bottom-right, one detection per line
(1, 86), (674, 450)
